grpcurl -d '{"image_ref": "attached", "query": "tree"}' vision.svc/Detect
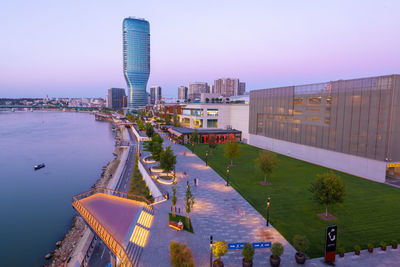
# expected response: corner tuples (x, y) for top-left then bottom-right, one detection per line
(224, 140), (242, 166)
(136, 118), (144, 130)
(165, 114), (172, 125)
(171, 186), (177, 217)
(173, 115), (180, 127)
(190, 129), (200, 151)
(170, 241), (194, 267)
(212, 241), (228, 265)
(151, 133), (164, 161)
(145, 122), (154, 137)
(184, 184), (195, 226)
(160, 146), (177, 174)
(147, 110), (153, 118)
(205, 98), (209, 103)
(309, 172), (345, 217)
(254, 150), (279, 184)
(211, 98), (215, 103)
(208, 141), (217, 155)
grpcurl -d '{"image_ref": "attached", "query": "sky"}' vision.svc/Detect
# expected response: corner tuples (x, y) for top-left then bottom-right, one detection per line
(1, 0), (399, 98)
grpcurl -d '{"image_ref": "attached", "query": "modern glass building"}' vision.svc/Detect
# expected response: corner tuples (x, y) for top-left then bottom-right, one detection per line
(123, 17), (150, 110)
(249, 74), (400, 182)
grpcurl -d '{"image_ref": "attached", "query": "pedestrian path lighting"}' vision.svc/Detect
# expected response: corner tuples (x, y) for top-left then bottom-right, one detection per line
(226, 166), (230, 186)
(205, 151), (209, 166)
(266, 196), (271, 226)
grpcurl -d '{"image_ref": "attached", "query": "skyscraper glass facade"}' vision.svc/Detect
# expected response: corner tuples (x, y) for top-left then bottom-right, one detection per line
(123, 18), (150, 110)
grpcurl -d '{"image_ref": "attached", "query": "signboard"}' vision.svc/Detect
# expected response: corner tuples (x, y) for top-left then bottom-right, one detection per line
(387, 163), (400, 168)
(325, 225), (337, 263)
(228, 242), (271, 250)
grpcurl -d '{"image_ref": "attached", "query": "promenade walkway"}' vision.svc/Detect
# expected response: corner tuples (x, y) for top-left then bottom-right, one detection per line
(139, 131), (296, 266)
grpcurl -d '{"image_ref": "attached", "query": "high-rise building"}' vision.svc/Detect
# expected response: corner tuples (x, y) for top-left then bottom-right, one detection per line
(188, 82), (208, 100)
(249, 74), (400, 183)
(150, 86), (162, 104)
(123, 17), (150, 110)
(239, 82), (246, 95)
(178, 86), (188, 100)
(214, 78), (243, 97)
(107, 88), (126, 110)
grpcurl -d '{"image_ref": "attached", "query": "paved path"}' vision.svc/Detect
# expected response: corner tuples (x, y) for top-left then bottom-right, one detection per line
(140, 131), (296, 267)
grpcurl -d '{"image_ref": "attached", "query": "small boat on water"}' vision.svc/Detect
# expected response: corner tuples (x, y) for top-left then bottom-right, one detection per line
(34, 163), (45, 170)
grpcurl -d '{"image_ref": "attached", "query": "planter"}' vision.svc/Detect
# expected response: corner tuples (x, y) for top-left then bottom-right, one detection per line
(242, 258), (253, 267)
(339, 252), (344, 257)
(368, 248), (373, 253)
(392, 244), (398, 249)
(270, 255), (281, 267)
(354, 250), (360, 256)
(295, 252), (306, 264)
(381, 246), (387, 251)
(213, 259), (224, 267)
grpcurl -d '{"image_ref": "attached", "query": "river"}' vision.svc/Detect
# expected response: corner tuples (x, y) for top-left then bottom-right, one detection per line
(0, 111), (115, 266)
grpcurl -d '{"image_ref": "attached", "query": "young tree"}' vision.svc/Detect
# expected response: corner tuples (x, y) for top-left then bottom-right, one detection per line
(205, 98), (209, 103)
(147, 110), (153, 118)
(208, 142), (217, 155)
(173, 115), (180, 127)
(190, 129), (200, 151)
(160, 146), (177, 174)
(309, 172), (345, 217)
(165, 114), (172, 125)
(171, 186), (177, 217)
(151, 133), (164, 161)
(136, 118), (144, 130)
(254, 150), (279, 184)
(224, 140), (242, 166)
(184, 184), (195, 226)
(145, 122), (154, 137)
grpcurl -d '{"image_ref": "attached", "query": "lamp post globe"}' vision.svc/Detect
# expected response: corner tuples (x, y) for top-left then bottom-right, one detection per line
(226, 166), (230, 186)
(266, 196), (271, 227)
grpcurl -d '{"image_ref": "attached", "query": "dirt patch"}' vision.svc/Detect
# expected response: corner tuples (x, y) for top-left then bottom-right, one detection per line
(257, 228), (275, 241)
(317, 213), (337, 221)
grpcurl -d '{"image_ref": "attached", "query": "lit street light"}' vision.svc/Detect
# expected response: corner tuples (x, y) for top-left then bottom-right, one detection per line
(266, 196), (271, 227)
(226, 166), (230, 186)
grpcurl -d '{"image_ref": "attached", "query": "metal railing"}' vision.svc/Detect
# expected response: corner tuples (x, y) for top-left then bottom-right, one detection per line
(72, 188), (154, 267)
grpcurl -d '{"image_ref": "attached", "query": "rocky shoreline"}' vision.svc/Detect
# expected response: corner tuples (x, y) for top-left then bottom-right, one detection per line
(45, 124), (123, 267)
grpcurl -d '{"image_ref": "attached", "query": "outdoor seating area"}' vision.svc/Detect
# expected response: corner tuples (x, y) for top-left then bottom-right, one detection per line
(168, 221), (183, 231)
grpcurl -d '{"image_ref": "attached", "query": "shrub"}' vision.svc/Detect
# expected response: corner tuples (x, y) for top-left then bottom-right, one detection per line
(271, 242), (284, 258)
(241, 243), (255, 261)
(170, 241), (194, 267)
(212, 241), (228, 260)
(338, 247), (345, 254)
(391, 240), (398, 246)
(367, 243), (374, 249)
(380, 241), (387, 247)
(293, 235), (309, 253)
(354, 245), (361, 251)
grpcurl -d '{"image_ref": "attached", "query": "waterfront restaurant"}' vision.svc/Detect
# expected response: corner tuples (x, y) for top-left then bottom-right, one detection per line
(166, 126), (242, 144)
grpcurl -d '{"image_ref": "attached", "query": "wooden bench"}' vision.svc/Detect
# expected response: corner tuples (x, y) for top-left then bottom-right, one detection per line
(168, 221), (183, 231)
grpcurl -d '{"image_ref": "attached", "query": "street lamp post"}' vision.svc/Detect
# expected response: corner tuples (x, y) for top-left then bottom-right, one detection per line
(266, 196), (271, 227)
(226, 166), (230, 186)
(205, 151), (209, 166)
(209, 235), (213, 267)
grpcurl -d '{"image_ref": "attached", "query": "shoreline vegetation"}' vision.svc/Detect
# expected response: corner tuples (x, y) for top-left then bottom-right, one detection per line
(46, 122), (123, 267)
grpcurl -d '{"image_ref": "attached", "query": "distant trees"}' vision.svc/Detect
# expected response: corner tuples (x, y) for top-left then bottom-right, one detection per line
(224, 140), (242, 166)
(160, 146), (177, 174)
(254, 150), (279, 185)
(309, 172), (345, 217)
(147, 110), (153, 118)
(190, 129), (200, 151)
(136, 118), (144, 130)
(145, 122), (154, 137)
(165, 114), (172, 125)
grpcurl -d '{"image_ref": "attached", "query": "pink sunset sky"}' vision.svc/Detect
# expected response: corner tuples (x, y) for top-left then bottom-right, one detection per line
(0, 0), (399, 98)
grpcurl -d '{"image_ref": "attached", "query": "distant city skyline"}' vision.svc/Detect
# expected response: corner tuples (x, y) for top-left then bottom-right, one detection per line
(1, 1), (400, 98)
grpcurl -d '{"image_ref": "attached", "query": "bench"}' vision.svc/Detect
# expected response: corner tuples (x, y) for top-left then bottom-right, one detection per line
(168, 221), (183, 231)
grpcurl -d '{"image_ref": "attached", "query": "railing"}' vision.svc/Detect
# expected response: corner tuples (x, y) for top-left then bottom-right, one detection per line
(72, 188), (154, 266)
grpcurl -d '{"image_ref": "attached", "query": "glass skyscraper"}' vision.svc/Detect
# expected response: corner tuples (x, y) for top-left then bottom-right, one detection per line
(123, 17), (150, 110)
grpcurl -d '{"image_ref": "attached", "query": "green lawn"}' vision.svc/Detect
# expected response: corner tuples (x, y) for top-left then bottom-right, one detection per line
(187, 143), (400, 258)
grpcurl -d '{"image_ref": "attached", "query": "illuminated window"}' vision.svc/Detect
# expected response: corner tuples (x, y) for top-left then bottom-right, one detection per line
(307, 96), (322, 105)
(294, 97), (303, 106)
(326, 96), (332, 104)
(306, 116), (320, 122)
(306, 107), (320, 112)
(325, 117), (330, 124)
(293, 110), (302, 115)
(207, 109), (218, 116)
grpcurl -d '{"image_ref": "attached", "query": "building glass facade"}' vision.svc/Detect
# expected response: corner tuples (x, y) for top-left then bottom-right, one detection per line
(249, 75), (400, 162)
(123, 18), (150, 110)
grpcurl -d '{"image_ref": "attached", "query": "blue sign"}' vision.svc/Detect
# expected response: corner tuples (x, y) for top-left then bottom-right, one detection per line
(228, 243), (244, 249)
(252, 242), (271, 249)
(228, 242), (271, 250)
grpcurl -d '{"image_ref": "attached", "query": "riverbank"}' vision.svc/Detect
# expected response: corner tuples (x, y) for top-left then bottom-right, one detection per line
(46, 123), (125, 267)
